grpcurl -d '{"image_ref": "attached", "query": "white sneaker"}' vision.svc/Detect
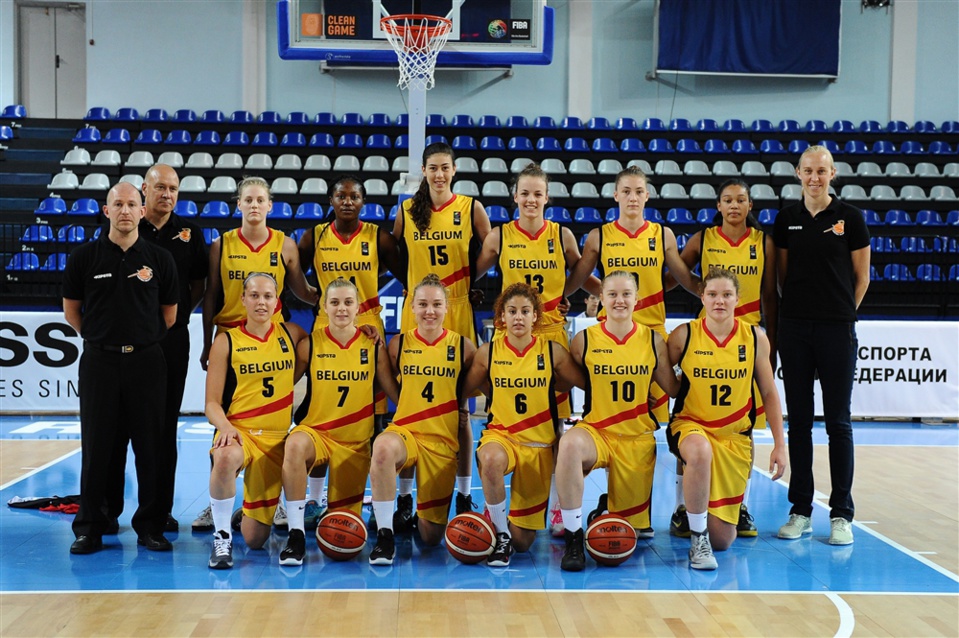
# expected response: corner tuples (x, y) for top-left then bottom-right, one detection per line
(192, 505), (214, 531)
(828, 517), (854, 545)
(688, 531), (718, 570)
(273, 503), (288, 530)
(778, 514), (812, 539)
(549, 505), (565, 537)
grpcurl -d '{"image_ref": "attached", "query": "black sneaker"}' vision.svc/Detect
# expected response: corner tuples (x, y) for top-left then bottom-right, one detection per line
(231, 507), (243, 532)
(487, 532), (514, 567)
(561, 529), (586, 572)
(586, 493), (609, 525)
(369, 529), (395, 566)
(209, 531), (233, 570)
(737, 504), (758, 537)
(393, 494), (417, 533)
(455, 492), (477, 515)
(279, 529), (306, 566)
(670, 504), (690, 538)
(165, 514), (179, 533)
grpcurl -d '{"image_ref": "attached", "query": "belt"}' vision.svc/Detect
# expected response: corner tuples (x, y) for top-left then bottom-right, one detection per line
(85, 342), (154, 354)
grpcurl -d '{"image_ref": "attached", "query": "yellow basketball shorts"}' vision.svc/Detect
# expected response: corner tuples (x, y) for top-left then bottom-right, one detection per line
(384, 424), (457, 525)
(211, 428), (285, 527)
(477, 429), (554, 531)
(289, 424), (370, 516)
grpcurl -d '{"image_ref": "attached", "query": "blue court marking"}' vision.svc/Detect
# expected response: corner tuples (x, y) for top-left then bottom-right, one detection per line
(1, 417), (957, 595)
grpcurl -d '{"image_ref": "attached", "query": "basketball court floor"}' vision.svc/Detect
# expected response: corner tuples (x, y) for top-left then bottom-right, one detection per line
(1, 415), (957, 636)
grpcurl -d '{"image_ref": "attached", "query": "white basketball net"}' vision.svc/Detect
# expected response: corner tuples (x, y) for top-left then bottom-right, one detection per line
(380, 15), (452, 91)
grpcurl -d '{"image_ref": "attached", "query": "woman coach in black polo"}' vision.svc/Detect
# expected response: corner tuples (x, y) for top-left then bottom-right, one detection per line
(773, 145), (870, 547)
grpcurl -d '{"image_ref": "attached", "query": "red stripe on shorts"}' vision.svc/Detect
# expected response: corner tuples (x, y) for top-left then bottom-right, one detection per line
(509, 499), (548, 518)
(417, 493), (453, 512)
(612, 496), (651, 518)
(328, 493), (364, 510)
(709, 493), (744, 509)
(244, 495), (280, 510)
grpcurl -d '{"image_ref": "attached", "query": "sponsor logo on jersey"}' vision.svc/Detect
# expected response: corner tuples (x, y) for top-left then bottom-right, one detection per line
(447, 345), (456, 361)
(537, 354), (545, 370)
(93, 273), (112, 280)
(693, 350), (713, 356)
(547, 238), (555, 254)
(788, 225), (803, 230)
(278, 337), (289, 353)
(453, 211), (461, 226)
(738, 345), (747, 362)
(361, 241), (369, 256)
(360, 348), (368, 365)
(592, 348), (614, 354)
(270, 252), (278, 267)
(176, 228), (192, 243)
(648, 237), (657, 251)
(749, 245), (757, 259)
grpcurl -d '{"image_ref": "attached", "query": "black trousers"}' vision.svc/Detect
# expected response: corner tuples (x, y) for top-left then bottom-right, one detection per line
(73, 344), (167, 538)
(778, 318), (858, 522)
(158, 324), (190, 515)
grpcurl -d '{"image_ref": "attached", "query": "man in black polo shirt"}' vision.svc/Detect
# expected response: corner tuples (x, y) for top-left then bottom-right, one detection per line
(63, 181), (179, 555)
(139, 164), (208, 532)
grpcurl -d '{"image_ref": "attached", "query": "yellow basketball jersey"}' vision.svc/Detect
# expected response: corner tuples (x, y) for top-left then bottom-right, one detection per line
(499, 220), (566, 327)
(581, 322), (659, 436)
(222, 323), (296, 432)
(294, 328), (377, 443)
(214, 228), (288, 328)
(486, 336), (557, 446)
(313, 221), (382, 322)
(597, 220), (665, 329)
(699, 227), (765, 325)
(392, 328), (464, 449)
(672, 318), (757, 436)
(401, 194), (473, 300)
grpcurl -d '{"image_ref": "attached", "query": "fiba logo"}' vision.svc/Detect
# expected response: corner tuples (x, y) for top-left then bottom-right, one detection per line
(488, 19), (508, 39)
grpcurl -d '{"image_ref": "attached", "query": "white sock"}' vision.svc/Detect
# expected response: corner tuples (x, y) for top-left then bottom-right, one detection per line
(687, 510), (707, 535)
(211, 497), (234, 538)
(456, 476), (471, 497)
(487, 499), (509, 535)
(373, 500), (395, 533)
(561, 508), (582, 533)
(398, 478), (414, 497)
(286, 499), (306, 532)
(676, 475), (685, 507)
(308, 477), (326, 504)
(743, 478), (751, 507)
(548, 475), (559, 512)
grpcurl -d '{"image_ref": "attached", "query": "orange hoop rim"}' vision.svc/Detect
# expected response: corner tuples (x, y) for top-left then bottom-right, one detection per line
(380, 13), (452, 39)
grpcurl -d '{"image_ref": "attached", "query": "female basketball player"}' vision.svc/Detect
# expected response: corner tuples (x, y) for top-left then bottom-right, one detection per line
(667, 179), (778, 539)
(475, 161), (587, 536)
(367, 275), (476, 565)
(204, 272), (307, 570)
(462, 283), (584, 567)
(278, 279), (399, 567)
(394, 142), (493, 517)
(555, 271), (680, 571)
(667, 268), (787, 570)
(296, 175), (402, 529)
(563, 165), (700, 531)
(201, 176), (317, 370)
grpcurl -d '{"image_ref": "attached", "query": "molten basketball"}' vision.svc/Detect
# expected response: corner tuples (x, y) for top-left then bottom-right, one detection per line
(445, 512), (495, 564)
(316, 509), (367, 561)
(585, 514), (636, 566)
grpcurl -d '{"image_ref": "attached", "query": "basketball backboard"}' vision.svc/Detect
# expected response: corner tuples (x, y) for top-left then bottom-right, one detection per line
(277, 0), (553, 66)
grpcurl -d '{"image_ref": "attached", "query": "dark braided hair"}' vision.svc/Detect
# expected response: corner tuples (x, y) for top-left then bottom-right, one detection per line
(409, 142), (455, 234)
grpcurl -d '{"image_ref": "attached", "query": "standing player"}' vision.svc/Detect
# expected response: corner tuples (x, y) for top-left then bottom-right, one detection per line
(555, 271), (679, 571)
(667, 268), (787, 570)
(394, 142), (492, 517)
(368, 275), (476, 565)
(296, 175), (402, 528)
(462, 284), (584, 567)
(666, 179), (778, 538)
(475, 161), (587, 535)
(204, 272), (306, 569)
(278, 279), (399, 567)
(564, 165), (700, 529)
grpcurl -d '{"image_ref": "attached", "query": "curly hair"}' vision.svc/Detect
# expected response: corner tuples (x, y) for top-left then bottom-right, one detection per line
(493, 282), (543, 332)
(408, 142), (455, 234)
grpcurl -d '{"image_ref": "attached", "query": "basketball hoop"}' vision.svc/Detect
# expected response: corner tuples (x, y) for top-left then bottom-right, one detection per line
(380, 14), (452, 91)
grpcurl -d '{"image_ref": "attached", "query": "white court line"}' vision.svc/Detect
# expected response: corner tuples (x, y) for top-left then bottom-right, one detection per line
(753, 465), (959, 584)
(0, 448), (81, 491)
(826, 592), (855, 638)
(2, 588), (957, 596)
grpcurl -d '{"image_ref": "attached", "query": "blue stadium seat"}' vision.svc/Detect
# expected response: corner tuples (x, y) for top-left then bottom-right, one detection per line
(451, 114), (474, 127)
(481, 136), (505, 151)
(605, 207), (620, 222)
(295, 203), (324, 220)
(366, 134), (391, 149)
(426, 114), (447, 127)
(676, 139), (703, 153)
(942, 121), (959, 134)
(202, 228), (220, 245)
(869, 237), (896, 253)
(338, 133), (362, 148)
(174, 200), (197, 218)
(0, 125), (12, 140)
(641, 118), (666, 131)
(6, 252), (40, 271)
(862, 209), (883, 226)
(536, 137), (561, 152)
(395, 134), (409, 149)
(533, 116), (556, 129)
(732, 139), (758, 154)
(309, 133), (334, 148)
(882, 264), (913, 281)
(194, 130), (221, 145)
(114, 107), (139, 121)
(286, 112), (309, 125)
(201, 201), (231, 218)
(564, 137), (589, 152)
(703, 139), (730, 154)
(620, 138), (645, 153)
(506, 115), (528, 128)
(172, 109), (197, 123)
(859, 120), (883, 134)
(35, 197), (67, 216)
(573, 207), (602, 224)
(947, 210), (959, 226)
(40, 253), (69, 272)
(143, 108), (168, 122)
(69, 198), (100, 216)
(270, 202), (293, 220)
(230, 110), (254, 124)
(644, 208), (664, 223)
(1, 104), (26, 119)
(389, 205), (400, 220)
(315, 112), (336, 126)
(85, 107), (111, 121)
(759, 139), (786, 154)
(647, 138), (674, 153)
(887, 120), (910, 134)
(901, 141), (926, 155)
(544, 206), (571, 223)
(788, 140), (810, 154)
(872, 140), (897, 154)
(929, 141), (956, 155)
(255, 111), (282, 125)
(135, 129), (162, 145)
(58, 224), (86, 243)
(779, 120), (801, 133)
(949, 265), (959, 281)
(359, 204), (385, 221)
(870, 265), (881, 281)
(222, 131), (249, 146)
(616, 118), (639, 131)
(666, 208), (694, 225)
(509, 136), (533, 152)
(832, 120), (857, 133)
(884, 209), (913, 225)
(817, 140), (840, 154)
(806, 120), (828, 133)
(676, 234), (688, 252)
(916, 264), (942, 281)
(341, 112), (363, 126)
(723, 119), (746, 132)
(395, 113), (409, 127)
(592, 138), (616, 153)
(452, 135), (477, 151)
(425, 134), (447, 146)
(73, 127), (101, 143)
(844, 140), (868, 154)
(486, 205), (510, 223)
(587, 117), (611, 130)
(697, 208), (719, 224)
(697, 119), (720, 132)
(751, 119), (774, 132)
(165, 130), (192, 144)
(915, 209), (944, 226)
(21, 224), (56, 243)
(899, 237), (929, 253)
(913, 120), (937, 134)
(366, 113), (390, 126)
(478, 115), (501, 128)
(758, 208), (778, 225)
(561, 116), (584, 129)
(201, 110), (225, 123)
(670, 118), (692, 132)
(281, 132), (306, 147)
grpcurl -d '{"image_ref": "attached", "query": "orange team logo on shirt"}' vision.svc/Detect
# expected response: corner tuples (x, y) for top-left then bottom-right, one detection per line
(176, 228), (192, 242)
(824, 220), (845, 236)
(130, 266), (154, 282)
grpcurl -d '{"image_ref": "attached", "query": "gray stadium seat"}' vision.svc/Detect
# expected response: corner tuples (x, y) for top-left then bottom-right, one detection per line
(482, 181), (510, 198)
(715, 160), (743, 176)
(454, 157), (477, 173)
(90, 150), (121, 167)
(683, 160), (711, 176)
(884, 162), (911, 177)
(453, 180), (480, 197)
(597, 159), (623, 175)
(275, 154), (303, 170)
(246, 153), (274, 170)
(571, 182), (599, 198)
(654, 159), (681, 175)
(362, 155), (390, 172)
(125, 151), (156, 168)
(179, 175), (207, 193)
(61, 147), (91, 166)
(541, 158), (567, 174)
(48, 171), (79, 190)
(270, 177), (298, 195)
(215, 153), (243, 169)
(305, 154), (332, 171)
(156, 151), (184, 168)
(300, 178), (328, 195)
(185, 152), (214, 169)
(510, 157), (535, 173)
(364, 179), (389, 196)
(333, 155), (360, 172)
(481, 157), (508, 173)
(79, 173), (110, 190)
(209, 175), (238, 194)
(770, 161), (795, 177)
(569, 159), (596, 175)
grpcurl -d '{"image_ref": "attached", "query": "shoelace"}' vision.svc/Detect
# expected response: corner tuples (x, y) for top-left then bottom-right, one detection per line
(213, 536), (231, 556)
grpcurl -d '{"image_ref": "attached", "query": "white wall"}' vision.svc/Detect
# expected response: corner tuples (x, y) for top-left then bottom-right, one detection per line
(913, 0), (959, 123)
(0, 1), (17, 109)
